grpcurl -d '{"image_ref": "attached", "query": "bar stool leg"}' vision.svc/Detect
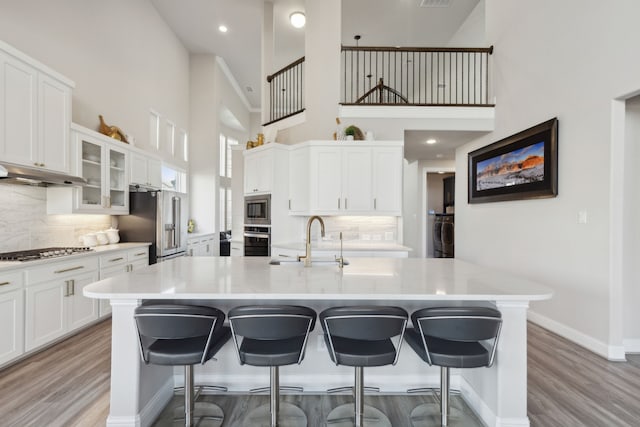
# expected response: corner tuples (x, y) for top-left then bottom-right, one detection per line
(270, 366), (279, 426)
(354, 366), (364, 426)
(185, 365), (194, 427)
(441, 367), (449, 426)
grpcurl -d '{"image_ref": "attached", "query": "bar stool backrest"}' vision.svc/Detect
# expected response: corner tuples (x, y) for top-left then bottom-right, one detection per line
(228, 305), (317, 340)
(321, 306), (408, 366)
(412, 306), (502, 366)
(134, 304), (225, 364)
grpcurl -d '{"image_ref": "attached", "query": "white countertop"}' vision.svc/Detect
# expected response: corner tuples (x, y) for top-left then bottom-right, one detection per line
(84, 256), (552, 301)
(0, 242), (150, 273)
(272, 241), (412, 252)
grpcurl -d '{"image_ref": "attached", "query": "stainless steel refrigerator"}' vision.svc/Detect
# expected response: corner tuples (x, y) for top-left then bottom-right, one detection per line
(118, 190), (189, 264)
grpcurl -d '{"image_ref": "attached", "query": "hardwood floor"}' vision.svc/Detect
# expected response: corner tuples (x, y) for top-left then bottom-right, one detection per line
(1, 319), (639, 426)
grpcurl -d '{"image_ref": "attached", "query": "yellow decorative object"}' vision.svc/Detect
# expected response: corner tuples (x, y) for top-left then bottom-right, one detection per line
(246, 133), (265, 149)
(98, 115), (128, 143)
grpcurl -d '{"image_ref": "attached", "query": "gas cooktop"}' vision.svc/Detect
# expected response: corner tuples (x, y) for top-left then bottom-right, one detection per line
(0, 247), (94, 262)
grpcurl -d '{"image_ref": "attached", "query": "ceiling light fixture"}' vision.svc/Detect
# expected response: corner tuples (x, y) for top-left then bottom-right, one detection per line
(289, 11), (305, 28)
(218, 25), (228, 33)
(426, 138), (437, 145)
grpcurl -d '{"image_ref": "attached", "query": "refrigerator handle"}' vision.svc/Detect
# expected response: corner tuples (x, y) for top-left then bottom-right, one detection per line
(173, 196), (181, 249)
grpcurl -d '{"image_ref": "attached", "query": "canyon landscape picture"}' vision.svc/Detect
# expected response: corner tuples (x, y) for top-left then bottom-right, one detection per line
(476, 141), (545, 190)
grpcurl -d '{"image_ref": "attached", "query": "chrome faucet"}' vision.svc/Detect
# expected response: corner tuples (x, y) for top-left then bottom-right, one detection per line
(298, 215), (325, 267)
(335, 231), (344, 269)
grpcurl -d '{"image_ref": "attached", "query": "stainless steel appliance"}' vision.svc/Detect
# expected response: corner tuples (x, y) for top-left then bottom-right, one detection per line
(244, 194), (271, 225)
(0, 247), (93, 262)
(244, 225), (270, 257)
(118, 190), (189, 264)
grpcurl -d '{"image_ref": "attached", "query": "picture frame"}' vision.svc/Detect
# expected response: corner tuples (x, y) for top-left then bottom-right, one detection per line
(468, 118), (558, 204)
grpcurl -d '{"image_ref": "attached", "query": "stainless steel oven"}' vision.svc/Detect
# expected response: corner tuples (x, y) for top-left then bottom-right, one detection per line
(244, 194), (271, 225)
(244, 226), (271, 257)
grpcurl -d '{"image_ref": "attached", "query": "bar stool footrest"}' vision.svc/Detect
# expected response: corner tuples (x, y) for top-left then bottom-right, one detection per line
(326, 403), (391, 427)
(242, 401), (307, 427)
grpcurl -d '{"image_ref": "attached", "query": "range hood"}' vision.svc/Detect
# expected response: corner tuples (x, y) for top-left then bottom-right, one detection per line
(0, 161), (87, 186)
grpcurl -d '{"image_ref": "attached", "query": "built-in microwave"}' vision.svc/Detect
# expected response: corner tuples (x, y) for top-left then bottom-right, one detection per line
(244, 194), (271, 225)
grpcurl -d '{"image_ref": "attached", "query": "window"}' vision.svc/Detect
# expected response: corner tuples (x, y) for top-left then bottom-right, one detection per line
(219, 134), (238, 231)
(149, 110), (160, 150)
(161, 164), (186, 192)
(178, 128), (188, 162)
(166, 120), (175, 155)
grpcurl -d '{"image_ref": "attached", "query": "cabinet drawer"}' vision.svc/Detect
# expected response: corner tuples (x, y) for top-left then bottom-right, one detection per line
(0, 271), (24, 293)
(99, 251), (128, 268)
(26, 257), (99, 285)
(128, 247), (149, 262)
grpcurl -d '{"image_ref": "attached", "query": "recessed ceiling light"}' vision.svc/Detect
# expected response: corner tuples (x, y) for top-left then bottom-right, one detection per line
(438, 171), (445, 174)
(436, 154), (444, 158)
(426, 138), (437, 145)
(218, 25), (228, 33)
(290, 12), (305, 28)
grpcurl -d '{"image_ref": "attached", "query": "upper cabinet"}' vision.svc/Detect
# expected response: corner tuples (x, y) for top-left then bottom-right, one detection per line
(0, 42), (73, 174)
(130, 151), (162, 190)
(288, 141), (403, 216)
(47, 124), (129, 215)
(244, 146), (274, 194)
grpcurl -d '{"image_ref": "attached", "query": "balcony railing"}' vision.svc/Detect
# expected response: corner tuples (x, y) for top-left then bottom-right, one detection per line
(264, 56), (305, 126)
(341, 45), (494, 106)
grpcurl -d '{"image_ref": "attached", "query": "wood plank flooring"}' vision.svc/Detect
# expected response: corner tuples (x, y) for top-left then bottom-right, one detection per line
(1, 319), (639, 426)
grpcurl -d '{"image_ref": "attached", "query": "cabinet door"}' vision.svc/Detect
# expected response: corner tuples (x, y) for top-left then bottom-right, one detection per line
(79, 137), (105, 209)
(257, 150), (274, 193)
(244, 153), (260, 194)
(373, 147), (403, 214)
(0, 287), (24, 366)
(106, 144), (129, 212)
(288, 148), (309, 213)
(66, 271), (100, 331)
(130, 152), (148, 187)
(25, 280), (66, 351)
(342, 148), (372, 213)
(98, 265), (128, 317)
(0, 53), (38, 167)
(310, 147), (342, 212)
(147, 158), (162, 189)
(38, 73), (70, 173)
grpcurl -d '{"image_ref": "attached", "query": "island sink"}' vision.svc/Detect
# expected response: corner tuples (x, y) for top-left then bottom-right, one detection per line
(269, 258), (349, 266)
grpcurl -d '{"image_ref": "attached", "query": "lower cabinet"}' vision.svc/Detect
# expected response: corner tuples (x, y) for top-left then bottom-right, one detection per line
(25, 258), (99, 352)
(0, 271), (24, 366)
(187, 234), (216, 256)
(98, 246), (149, 316)
(230, 241), (244, 257)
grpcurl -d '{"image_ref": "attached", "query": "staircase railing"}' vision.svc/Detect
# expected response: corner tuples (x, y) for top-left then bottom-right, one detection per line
(341, 45), (494, 106)
(264, 56), (305, 126)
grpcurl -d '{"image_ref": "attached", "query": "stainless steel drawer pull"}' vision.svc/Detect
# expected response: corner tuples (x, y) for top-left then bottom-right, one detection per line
(109, 257), (125, 262)
(134, 252), (146, 256)
(0, 281), (10, 286)
(54, 266), (84, 274)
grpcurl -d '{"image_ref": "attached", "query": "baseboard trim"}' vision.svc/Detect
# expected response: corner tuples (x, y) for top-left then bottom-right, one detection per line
(623, 338), (640, 353)
(527, 311), (626, 361)
(105, 415), (141, 427)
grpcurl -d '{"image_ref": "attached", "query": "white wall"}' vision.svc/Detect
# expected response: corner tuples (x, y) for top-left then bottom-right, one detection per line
(456, 0), (640, 356)
(447, 0), (485, 47)
(189, 55), (250, 237)
(0, 0), (190, 169)
(623, 95), (640, 346)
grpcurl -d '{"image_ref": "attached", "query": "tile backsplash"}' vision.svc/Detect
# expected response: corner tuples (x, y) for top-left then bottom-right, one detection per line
(307, 216), (399, 244)
(0, 184), (112, 252)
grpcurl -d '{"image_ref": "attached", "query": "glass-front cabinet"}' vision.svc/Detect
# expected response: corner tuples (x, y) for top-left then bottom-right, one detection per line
(78, 134), (128, 213)
(47, 124), (129, 215)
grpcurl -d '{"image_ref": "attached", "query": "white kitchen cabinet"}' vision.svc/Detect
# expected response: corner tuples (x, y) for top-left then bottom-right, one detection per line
(187, 234), (215, 256)
(130, 151), (162, 189)
(0, 271), (24, 367)
(0, 42), (73, 174)
(25, 257), (99, 352)
(230, 241), (244, 257)
(244, 146), (275, 194)
(291, 141), (402, 216)
(98, 247), (149, 316)
(47, 124), (129, 215)
(372, 147), (403, 214)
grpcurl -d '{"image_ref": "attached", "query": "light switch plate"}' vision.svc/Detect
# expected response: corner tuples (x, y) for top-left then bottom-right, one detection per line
(578, 210), (588, 224)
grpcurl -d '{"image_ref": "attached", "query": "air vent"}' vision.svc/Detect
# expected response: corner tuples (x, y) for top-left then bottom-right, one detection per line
(420, 0), (452, 7)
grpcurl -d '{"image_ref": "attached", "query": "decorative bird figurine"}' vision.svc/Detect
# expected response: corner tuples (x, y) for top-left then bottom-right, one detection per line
(98, 115), (128, 143)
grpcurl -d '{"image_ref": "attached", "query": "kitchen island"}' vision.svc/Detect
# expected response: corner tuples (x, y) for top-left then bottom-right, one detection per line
(84, 256), (552, 427)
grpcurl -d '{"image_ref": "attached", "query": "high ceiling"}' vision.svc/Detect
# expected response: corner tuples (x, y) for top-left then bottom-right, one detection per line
(150, 0), (482, 160)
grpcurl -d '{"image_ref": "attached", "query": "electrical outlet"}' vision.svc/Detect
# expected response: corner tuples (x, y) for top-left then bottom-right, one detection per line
(372, 234), (382, 241)
(578, 210), (588, 224)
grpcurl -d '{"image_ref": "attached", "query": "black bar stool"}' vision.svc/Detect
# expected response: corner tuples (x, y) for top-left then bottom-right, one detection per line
(404, 304), (502, 426)
(320, 305), (408, 427)
(134, 303), (231, 427)
(228, 305), (317, 427)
